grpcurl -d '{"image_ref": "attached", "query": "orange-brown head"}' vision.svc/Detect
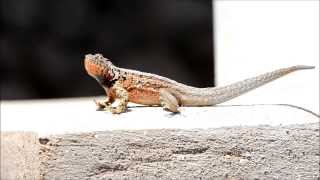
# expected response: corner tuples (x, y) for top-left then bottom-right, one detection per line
(84, 54), (118, 87)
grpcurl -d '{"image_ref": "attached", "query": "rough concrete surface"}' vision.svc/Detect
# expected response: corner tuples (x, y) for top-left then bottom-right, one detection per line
(1, 132), (40, 180)
(40, 123), (319, 180)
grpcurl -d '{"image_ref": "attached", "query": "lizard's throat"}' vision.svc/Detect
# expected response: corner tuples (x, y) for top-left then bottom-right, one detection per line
(92, 70), (117, 87)
(93, 68), (119, 88)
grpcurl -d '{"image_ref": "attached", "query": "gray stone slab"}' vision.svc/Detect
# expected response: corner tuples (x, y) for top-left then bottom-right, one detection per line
(40, 123), (319, 179)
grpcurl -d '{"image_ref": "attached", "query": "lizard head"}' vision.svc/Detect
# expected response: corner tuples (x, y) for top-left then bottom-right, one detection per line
(84, 54), (118, 87)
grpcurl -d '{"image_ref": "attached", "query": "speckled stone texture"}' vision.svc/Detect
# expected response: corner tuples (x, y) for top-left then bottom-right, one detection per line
(40, 123), (319, 179)
(1, 132), (40, 180)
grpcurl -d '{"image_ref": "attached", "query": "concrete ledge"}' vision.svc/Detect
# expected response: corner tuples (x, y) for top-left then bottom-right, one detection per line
(39, 123), (319, 179)
(1, 132), (40, 180)
(1, 98), (319, 179)
(1, 124), (319, 179)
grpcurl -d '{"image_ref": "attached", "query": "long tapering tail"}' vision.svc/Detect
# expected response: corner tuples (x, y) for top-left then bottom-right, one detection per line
(205, 65), (314, 105)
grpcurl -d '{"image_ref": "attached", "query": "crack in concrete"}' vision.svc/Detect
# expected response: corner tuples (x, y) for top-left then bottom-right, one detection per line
(172, 146), (209, 155)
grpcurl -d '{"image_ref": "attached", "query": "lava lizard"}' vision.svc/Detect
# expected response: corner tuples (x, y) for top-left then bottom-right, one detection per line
(84, 54), (314, 114)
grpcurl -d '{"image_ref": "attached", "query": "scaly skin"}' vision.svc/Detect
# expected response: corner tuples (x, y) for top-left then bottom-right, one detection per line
(84, 54), (314, 114)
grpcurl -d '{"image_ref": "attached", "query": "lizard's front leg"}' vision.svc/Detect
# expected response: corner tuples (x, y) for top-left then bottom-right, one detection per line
(105, 82), (129, 114)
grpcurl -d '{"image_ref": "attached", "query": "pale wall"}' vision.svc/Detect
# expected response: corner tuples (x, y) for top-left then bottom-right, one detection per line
(215, 0), (319, 113)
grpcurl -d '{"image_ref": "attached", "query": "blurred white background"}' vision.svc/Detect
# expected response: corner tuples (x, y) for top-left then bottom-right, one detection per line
(215, 0), (319, 113)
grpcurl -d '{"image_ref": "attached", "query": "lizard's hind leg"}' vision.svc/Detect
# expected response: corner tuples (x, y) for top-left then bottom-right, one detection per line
(159, 88), (180, 113)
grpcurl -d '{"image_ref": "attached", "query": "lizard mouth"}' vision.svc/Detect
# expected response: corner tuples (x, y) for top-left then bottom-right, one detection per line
(84, 54), (110, 77)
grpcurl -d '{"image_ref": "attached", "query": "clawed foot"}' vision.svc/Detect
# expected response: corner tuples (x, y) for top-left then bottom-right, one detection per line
(94, 99), (127, 114)
(94, 99), (111, 111)
(104, 105), (127, 114)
